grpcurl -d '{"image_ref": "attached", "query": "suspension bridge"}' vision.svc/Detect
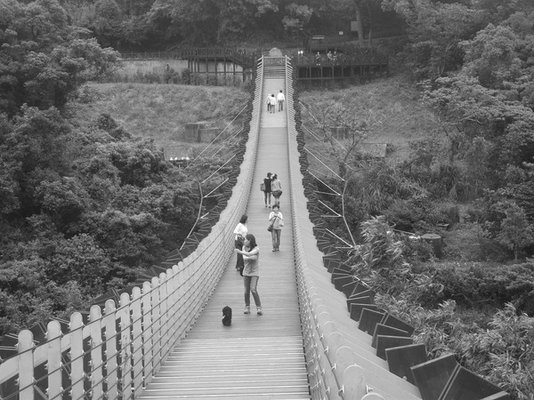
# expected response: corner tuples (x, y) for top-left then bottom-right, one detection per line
(0, 52), (509, 400)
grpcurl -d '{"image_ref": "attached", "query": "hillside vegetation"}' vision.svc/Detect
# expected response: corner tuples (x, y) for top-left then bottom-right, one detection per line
(0, 60), (250, 337)
(301, 77), (440, 165)
(299, 74), (534, 400)
(296, 3), (534, 396)
(73, 83), (250, 151)
(1, 0), (534, 397)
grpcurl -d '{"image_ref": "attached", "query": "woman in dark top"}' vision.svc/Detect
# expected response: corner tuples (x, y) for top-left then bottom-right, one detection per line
(263, 172), (272, 208)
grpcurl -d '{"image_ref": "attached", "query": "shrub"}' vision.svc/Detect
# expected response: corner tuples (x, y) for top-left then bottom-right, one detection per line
(451, 304), (534, 399)
(496, 203), (534, 260)
(402, 235), (435, 263)
(181, 68), (191, 84)
(384, 198), (426, 232)
(376, 292), (534, 399)
(431, 262), (534, 312)
(443, 223), (486, 261)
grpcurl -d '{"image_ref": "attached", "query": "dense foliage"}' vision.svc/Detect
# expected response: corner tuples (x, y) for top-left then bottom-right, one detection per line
(61, 0), (404, 49)
(302, 0), (534, 261)
(295, 1), (534, 398)
(0, 0), (249, 335)
(0, 102), (203, 334)
(2, 0), (534, 395)
(0, 0), (119, 116)
(350, 218), (534, 399)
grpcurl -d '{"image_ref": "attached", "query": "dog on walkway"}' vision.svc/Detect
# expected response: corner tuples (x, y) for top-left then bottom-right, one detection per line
(222, 306), (232, 326)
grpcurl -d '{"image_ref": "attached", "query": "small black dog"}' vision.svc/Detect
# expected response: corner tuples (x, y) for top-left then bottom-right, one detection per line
(222, 306), (232, 326)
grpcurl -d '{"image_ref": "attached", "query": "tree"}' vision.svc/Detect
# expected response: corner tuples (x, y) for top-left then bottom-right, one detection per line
(36, 178), (90, 229)
(92, 0), (123, 47)
(0, 0), (119, 114)
(308, 94), (380, 176)
(473, 0), (534, 24)
(18, 0), (70, 44)
(46, 234), (113, 292)
(282, 3), (312, 33)
(461, 136), (493, 200)
(498, 120), (534, 168)
(498, 163), (534, 222)
(381, 0), (486, 78)
(0, 106), (73, 218)
(148, 0), (280, 44)
(325, 102), (370, 175)
(423, 75), (534, 140)
(496, 202), (534, 260)
(460, 24), (522, 89)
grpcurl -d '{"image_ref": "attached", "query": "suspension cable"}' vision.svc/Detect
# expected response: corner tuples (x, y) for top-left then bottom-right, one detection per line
(189, 104), (249, 165)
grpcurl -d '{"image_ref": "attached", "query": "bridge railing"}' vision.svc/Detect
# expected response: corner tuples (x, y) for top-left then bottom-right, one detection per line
(0, 58), (265, 400)
(284, 55), (338, 400)
(286, 57), (387, 400)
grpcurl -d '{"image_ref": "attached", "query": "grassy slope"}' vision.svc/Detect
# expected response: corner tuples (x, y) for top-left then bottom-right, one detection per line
(70, 83), (250, 156)
(299, 76), (441, 166)
(73, 78), (431, 164)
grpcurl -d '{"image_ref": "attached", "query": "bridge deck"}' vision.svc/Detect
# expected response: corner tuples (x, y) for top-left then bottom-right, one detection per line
(138, 74), (310, 399)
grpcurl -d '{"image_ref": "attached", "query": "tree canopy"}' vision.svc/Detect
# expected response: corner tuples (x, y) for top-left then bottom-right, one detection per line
(0, 0), (119, 116)
(0, 0), (222, 335)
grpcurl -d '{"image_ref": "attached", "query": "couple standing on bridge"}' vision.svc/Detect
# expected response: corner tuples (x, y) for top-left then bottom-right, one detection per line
(266, 90), (285, 113)
(263, 172), (284, 252)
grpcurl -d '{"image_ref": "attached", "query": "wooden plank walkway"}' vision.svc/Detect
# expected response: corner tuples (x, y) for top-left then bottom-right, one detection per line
(138, 71), (311, 399)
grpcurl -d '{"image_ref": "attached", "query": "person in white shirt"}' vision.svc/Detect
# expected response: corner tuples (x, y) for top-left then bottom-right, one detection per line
(266, 94), (272, 113)
(268, 205), (284, 252)
(276, 90), (285, 112)
(233, 215), (248, 273)
(268, 94), (277, 113)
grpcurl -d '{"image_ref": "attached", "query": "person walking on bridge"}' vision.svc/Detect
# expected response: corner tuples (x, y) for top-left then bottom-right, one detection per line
(277, 90), (285, 112)
(235, 234), (262, 315)
(268, 205), (284, 252)
(266, 94), (272, 113)
(263, 172), (272, 208)
(270, 174), (282, 208)
(268, 94), (277, 113)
